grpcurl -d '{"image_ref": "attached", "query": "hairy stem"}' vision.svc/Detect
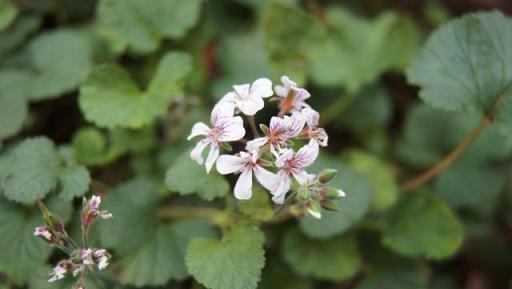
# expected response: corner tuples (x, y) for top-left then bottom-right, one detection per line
(248, 116), (260, 137)
(400, 84), (511, 192)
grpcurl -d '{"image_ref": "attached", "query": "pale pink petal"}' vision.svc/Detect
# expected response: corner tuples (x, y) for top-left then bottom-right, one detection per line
(190, 140), (209, 165)
(301, 107), (319, 128)
(237, 95), (264, 116)
(216, 155), (244, 174)
(234, 169), (253, 200)
(233, 84), (250, 98)
(270, 171), (291, 204)
(218, 116), (245, 141)
(250, 78), (273, 98)
(187, 122), (211, 140)
(211, 102), (235, 124)
(275, 149), (294, 168)
(281, 75), (297, 91)
(274, 85), (287, 97)
(205, 143), (220, 173)
(292, 140), (319, 169)
(220, 91), (237, 103)
(246, 137), (268, 151)
(269, 116), (287, 132)
(285, 112), (306, 137)
(294, 88), (311, 101)
(292, 170), (312, 185)
(253, 165), (276, 191)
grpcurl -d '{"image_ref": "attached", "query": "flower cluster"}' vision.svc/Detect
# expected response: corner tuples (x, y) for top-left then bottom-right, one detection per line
(34, 195), (112, 289)
(188, 76), (344, 218)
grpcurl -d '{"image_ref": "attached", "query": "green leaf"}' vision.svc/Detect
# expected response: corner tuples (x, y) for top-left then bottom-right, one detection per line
(238, 186), (273, 222)
(0, 137), (91, 203)
(0, 0), (18, 30)
(309, 9), (420, 92)
(407, 11), (512, 137)
(99, 179), (159, 253)
(343, 149), (398, 211)
(383, 190), (463, 259)
(0, 92), (27, 141)
(0, 29), (93, 101)
(119, 220), (217, 286)
(97, 0), (202, 54)
(261, 2), (325, 83)
(396, 104), (512, 168)
(0, 199), (51, 285)
(57, 166), (91, 200)
(282, 228), (361, 281)
(434, 159), (506, 214)
(79, 52), (192, 128)
(165, 152), (229, 201)
(71, 127), (123, 166)
(299, 154), (374, 239)
(0, 15), (41, 59)
(186, 225), (265, 289)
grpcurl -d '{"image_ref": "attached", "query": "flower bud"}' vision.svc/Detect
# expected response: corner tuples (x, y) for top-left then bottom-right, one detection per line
(321, 187), (345, 199)
(320, 199), (339, 212)
(305, 201), (322, 219)
(38, 201), (65, 233)
(317, 169), (337, 184)
(259, 124), (269, 134)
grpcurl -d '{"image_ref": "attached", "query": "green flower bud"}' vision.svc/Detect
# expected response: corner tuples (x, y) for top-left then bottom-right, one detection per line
(320, 199), (339, 212)
(321, 187), (346, 199)
(305, 201), (322, 219)
(298, 186), (309, 201)
(317, 169), (337, 184)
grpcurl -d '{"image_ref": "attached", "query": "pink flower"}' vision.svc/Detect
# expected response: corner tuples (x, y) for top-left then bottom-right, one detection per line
(270, 141), (319, 204)
(49, 260), (71, 282)
(216, 150), (276, 200)
(188, 102), (245, 173)
(80, 249), (94, 265)
(301, 108), (328, 147)
(274, 76), (311, 113)
(34, 226), (52, 241)
(246, 111), (305, 153)
(221, 78), (273, 115)
(93, 249), (110, 270)
(84, 195), (113, 223)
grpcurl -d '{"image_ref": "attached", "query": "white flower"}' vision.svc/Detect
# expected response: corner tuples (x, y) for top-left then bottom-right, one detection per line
(270, 141), (319, 204)
(274, 75), (311, 113)
(80, 249), (94, 265)
(221, 78), (273, 115)
(49, 261), (70, 282)
(86, 195), (113, 220)
(301, 107), (328, 147)
(34, 226), (52, 241)
(93, 249), (110, 270)
(216, 150), (276, 200)
(188, 102), (245, 173)
(246, 111), (305, 153)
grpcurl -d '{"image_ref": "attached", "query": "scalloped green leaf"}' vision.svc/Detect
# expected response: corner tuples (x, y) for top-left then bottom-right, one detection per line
(0, 0), (18, 30)
(79, 52), (192, 128)
(407, 11), (512, 137)
(97, 0), (202, 54)
(282, 228), (361, 281)
(0, 14), (41, 59)
(383, 190), (463, 260)
(186, 225), (265, 289)
(0, 137), (91, 204)
(0, 92), (27, 141)
(165, 152), (229, 201)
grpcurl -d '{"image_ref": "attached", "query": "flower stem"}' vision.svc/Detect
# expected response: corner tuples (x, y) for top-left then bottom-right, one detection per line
(248, 116), (260, 137)
(400, 82), (512, 192)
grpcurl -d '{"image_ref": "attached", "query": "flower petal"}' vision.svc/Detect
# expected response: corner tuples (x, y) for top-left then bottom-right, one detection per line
(275, 148), (294, 168)
(285, 111), (306, 138)
(187, 122), (211, 140)
(205, 143), (220, 173)
(292, 140), (319, 169)
(281, 75), (297, 91)
(233, 83), (250, 98)
(190, 140), (209, 165)
(218, 116), (246, 141)
(253, 165), (276, 191)
(211, 102), (235, 124)
(246, 137), (268, 151)
(274, 85), (287, 97)
(292, 170), (314, 185)
(237, 96), (264, 116)
(250, 78), (273, 98)
(270, 170), (291, 204)
(216, 154), (244, 174)
(234, 169), (253, 200)
(301, 107), (319, 128)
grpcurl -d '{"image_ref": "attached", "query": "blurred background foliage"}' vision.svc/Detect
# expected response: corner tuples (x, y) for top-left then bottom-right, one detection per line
(0, 0), (511, 289)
